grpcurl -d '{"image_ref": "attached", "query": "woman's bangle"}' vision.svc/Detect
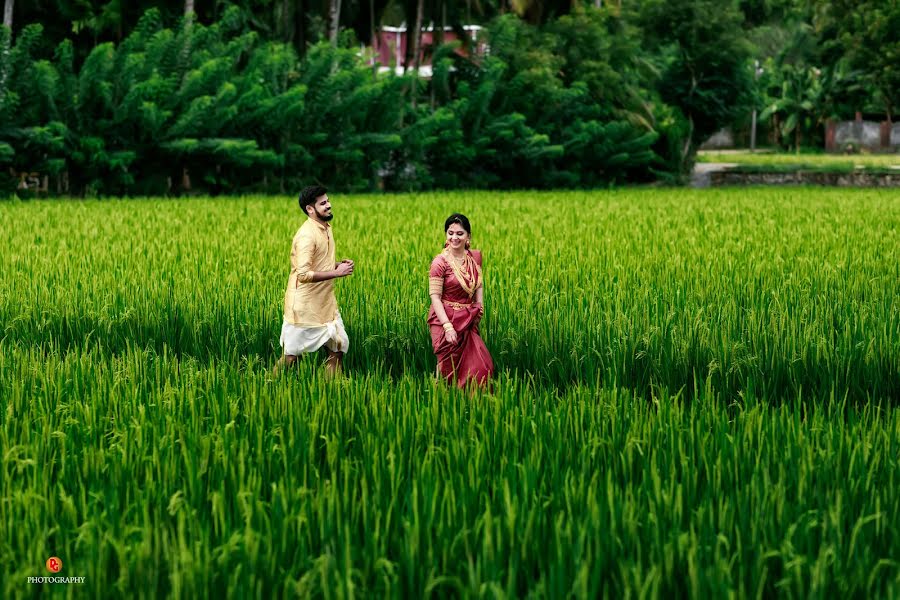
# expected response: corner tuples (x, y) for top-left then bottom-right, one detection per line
(442, 322), (453, 331)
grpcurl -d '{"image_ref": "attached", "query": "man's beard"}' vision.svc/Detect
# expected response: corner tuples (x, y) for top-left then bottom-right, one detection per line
(317, 208), (333, 222)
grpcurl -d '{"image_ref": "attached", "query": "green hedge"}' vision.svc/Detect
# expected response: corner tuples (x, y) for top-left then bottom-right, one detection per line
(0, 8), (737, 196)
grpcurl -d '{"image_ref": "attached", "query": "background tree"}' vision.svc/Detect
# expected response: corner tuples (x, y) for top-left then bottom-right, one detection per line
(636, 0), (753, 175)
(2, 0), (897, 196)
(816, 0), (900, 122)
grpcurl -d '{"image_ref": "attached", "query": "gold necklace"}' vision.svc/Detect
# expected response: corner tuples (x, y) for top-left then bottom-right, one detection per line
(443, 248), (478, 297)
(445, 250), (467, 268)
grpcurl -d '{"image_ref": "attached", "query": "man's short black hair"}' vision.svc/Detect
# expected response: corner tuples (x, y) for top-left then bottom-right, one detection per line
(299, 185), (327, 212)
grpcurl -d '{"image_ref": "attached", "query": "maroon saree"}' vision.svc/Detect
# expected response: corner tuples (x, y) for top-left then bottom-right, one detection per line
(427, 249), (495, 387)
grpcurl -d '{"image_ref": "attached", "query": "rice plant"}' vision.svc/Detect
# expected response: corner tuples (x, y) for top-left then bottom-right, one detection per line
(1, 188), (898, 598)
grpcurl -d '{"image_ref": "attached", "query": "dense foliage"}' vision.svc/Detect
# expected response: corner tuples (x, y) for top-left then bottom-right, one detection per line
(0, 0), (896, 195)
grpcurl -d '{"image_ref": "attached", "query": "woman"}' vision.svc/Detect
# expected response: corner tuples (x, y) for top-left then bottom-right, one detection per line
(428, 213), (495, 387)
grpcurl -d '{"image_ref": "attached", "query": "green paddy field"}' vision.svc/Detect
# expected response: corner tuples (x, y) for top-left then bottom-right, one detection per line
(1, 188), (898, 598)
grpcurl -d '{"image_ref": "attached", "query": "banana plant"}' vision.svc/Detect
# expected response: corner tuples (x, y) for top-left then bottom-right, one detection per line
(760, 63), (823, 153)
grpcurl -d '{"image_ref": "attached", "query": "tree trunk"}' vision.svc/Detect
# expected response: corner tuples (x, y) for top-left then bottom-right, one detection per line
(0, 0), (13, 113)
(281, 0), (295, 43)
(296, 0), (306, 57)
(410, 0), (424, 73)
(370, 0), (376, 48)
(180, 0), (195, 75)
(432, 0), (445, 108)
(681, 114), (694, 178)
(3, 0), (13, 29)
(409, 0), (424, 108)
(750, 108), (757, 152)
(329, 0), (342, 45)
(370, 0), (378, 76)
(681, 72), (698, 178)
(437, 0), (445, 46)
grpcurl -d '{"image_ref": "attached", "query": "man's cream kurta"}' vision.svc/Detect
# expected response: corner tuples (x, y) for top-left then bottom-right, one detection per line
(283, 218), (338, 326)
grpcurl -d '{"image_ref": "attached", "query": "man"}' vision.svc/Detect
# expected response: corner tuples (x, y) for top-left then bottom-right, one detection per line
(277, 185), (354, 377)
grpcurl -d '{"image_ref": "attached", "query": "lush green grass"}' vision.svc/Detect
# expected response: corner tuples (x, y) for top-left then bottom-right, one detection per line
(698, 150), (900, 170)
(1, 189), (899, 598)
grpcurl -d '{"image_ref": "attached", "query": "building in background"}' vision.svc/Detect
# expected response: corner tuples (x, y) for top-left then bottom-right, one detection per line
(369, 25), (485, 78)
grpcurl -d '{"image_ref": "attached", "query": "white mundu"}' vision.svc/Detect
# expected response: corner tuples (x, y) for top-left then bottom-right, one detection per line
(280, 311), (349, 355)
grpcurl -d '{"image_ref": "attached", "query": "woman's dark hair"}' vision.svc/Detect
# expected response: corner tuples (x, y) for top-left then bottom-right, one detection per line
(299, 185), (327, 212)
(444, 213), (471, 235)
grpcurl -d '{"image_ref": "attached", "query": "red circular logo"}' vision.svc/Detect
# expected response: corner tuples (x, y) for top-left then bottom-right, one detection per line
(46, 557), (62, 573)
